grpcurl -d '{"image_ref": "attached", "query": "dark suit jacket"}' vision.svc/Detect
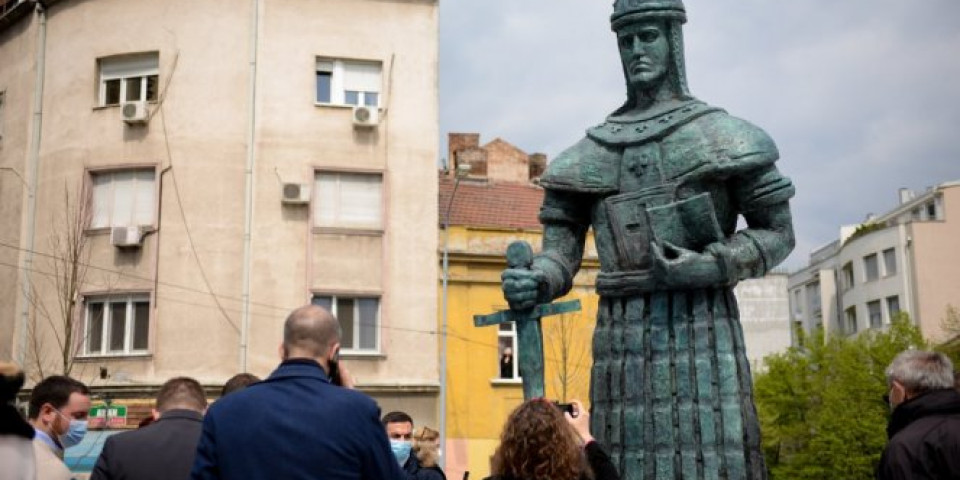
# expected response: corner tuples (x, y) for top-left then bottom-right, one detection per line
(191, 358), (403, 480)
(91, 409), (204, 480)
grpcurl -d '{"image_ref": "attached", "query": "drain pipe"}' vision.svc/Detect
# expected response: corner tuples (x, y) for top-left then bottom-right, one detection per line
(16, 1), (47, 367)
(239, 0), (259, 372)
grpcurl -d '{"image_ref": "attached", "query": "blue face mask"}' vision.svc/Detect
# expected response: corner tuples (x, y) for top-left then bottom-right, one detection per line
(390, 439), (412, 466)
(56, 410), (88, 449)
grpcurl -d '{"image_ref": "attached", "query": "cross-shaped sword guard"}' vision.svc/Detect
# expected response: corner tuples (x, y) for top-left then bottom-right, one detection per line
(474, 241), (581, 400)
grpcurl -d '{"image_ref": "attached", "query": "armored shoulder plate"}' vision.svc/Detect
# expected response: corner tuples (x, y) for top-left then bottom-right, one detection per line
(539, 137), (621, 193)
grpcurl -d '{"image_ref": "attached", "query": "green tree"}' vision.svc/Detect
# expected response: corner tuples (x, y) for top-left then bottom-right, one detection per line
(936, 304), (960, 366)
(755, 315), (925, 479)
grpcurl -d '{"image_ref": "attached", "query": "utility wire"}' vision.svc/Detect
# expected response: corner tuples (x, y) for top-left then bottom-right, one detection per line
(154, 51), (239, 334)
(0, 257), (598, 370)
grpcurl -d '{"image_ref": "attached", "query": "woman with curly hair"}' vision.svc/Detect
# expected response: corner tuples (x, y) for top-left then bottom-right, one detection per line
(485, 399), (620, 480)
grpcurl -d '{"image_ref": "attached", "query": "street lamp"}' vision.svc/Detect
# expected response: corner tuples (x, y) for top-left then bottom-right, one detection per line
(438, 161), (470, 469)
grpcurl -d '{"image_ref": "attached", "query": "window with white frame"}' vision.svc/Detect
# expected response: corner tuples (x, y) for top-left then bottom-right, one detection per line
(882, 248), (897, 276)
(83, 294), (150, 356)
(314, 172), (382, 229)
(841, 262), (855, 290)
(886, 296), (901, 319)
(312, 295), (379, 352)
(99, 53), (159, 106)
(863, 253), (879, 282)
(805, 282), (821, 314)
(498, 323), (519, 380)
(791, 289), (803, 318)
(844, 306), (858, 334)
(316, 58), (381, 107)
(90, 169), (156, 228)
(867, 300), (882, 328)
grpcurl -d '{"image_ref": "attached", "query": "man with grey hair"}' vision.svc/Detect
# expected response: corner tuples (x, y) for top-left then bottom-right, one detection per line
(878, 350), (960, 479)
(192, 305), (403, 479)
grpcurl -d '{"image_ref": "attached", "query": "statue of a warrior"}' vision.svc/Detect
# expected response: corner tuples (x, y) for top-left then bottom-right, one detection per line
(500, 1), (795, 478)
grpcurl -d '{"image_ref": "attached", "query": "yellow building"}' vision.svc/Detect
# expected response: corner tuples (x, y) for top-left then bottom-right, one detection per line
(439, 134), (600, 479)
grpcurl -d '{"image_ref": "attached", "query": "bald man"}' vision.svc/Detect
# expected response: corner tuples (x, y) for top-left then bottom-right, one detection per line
(191, 305), (403, 480)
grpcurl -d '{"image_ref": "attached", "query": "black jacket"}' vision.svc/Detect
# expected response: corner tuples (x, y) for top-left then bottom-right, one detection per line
(877, 389), (960, 480)
(484, 441), (620, 480)
(404, 454), (446, 480)
(91, 409), (204, 480)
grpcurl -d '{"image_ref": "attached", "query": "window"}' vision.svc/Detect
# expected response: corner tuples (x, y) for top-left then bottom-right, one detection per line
(868, 300), (882, 328)
(926, 202), (937, 220)
(83, 294), (150, 356)
(792, 289), (803, 318)
(883, 248), (897, 276)
(312, 295), (379, 352)
(498, 323), (519, 380)
(864, 254), (879, 282)
(844, 307), (858, 334)
(314, 172), (382, 229)
(805, 282), (821, 314)
(842, 262), (855, 290)
(887, 296), (901, 319)
(99, 53), (159, 106)
(90, 169), (156, 228)
(315, 58), (381, 107)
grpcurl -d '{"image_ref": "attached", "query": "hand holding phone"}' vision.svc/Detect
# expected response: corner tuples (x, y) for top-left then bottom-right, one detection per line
(552, 401), (576, 417)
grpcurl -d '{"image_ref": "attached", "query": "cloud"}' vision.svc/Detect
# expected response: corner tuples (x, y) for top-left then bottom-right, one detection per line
(440, 0), (960, 269)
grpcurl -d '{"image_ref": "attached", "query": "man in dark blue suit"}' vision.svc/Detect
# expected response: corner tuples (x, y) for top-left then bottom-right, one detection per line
(191, 305), (403, 480)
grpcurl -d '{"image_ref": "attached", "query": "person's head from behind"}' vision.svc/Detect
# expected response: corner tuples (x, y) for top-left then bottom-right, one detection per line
(1, 362), (26, 405)
(382, 411), (414, 466)
(221, 373), (260, 397)
(28, 375), (91, 447)
(886, 350), (955, 410)
(491, 399), (585, 480)
(280, 305), (341, 374)
(154, 376), (207, 420)
(413, 425), (441, 468)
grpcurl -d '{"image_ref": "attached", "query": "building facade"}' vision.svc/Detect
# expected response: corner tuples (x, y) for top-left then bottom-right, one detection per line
(1, 0), (439, 427)
(788, 181), (960, 343)
(439, 133), (599, 479)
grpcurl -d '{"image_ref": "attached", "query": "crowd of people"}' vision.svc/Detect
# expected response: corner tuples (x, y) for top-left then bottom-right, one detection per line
(2, 304), (960, 479)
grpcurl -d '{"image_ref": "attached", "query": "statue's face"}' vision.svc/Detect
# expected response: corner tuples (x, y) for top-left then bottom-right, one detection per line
(617, 20), (670, 89)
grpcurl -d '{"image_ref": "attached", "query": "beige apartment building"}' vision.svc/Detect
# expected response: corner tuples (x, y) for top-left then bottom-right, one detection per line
(0, 0), (440, 424)
(789, 181), (960, 344)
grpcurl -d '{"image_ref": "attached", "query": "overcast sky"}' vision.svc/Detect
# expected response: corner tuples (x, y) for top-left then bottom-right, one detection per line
(438, 0), (960, 269)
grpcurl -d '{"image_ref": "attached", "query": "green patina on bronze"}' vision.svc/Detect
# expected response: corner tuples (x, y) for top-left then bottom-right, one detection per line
(474, 241), (581, 400)
(493, 1), (796, 479)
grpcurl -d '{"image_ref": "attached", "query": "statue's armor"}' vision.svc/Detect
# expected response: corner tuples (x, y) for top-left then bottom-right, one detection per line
(533, 99), (794, 480)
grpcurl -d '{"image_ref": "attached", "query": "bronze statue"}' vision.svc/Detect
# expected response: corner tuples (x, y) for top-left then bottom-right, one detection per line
(500, 1), (795, 478)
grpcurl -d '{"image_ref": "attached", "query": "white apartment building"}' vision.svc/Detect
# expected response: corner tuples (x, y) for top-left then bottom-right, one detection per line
(0, 0), (440, 425)
(789, 181), (960, 344)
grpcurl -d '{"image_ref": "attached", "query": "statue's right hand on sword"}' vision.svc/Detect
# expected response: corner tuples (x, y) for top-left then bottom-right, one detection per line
(501, 268), (546, 311)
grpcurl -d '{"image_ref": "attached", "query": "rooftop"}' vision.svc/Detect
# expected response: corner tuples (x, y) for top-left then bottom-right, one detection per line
(438, 176), (543, 230)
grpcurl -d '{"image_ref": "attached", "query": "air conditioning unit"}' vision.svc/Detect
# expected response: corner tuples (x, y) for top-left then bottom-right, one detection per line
(281, 183), (311, 205)
(121, 101), (149, 124)
(352, 105), (379, 128)
(110, 226), (143, 248)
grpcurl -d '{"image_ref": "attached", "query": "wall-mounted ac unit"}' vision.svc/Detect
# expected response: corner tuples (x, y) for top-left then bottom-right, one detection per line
(110, 226), (143, 248)
(281, 183), (311, 205)
(121, 101), (149, 124)
(352, 105), (379, 128)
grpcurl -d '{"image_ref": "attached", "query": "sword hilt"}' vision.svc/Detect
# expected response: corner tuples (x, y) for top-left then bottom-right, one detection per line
(506, 241), (533, 270)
